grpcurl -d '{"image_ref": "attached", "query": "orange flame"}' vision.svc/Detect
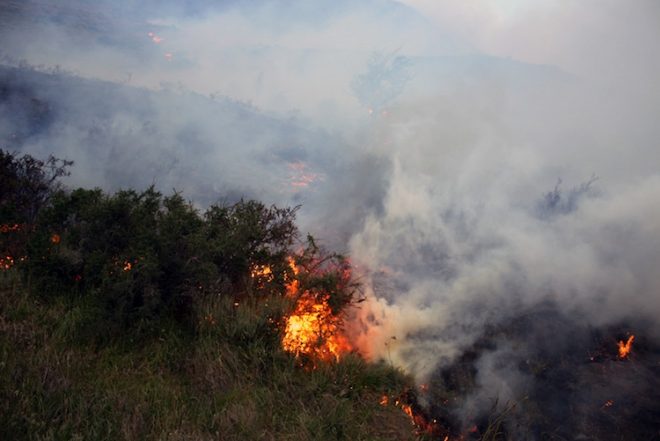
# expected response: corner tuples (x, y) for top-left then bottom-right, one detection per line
(251, 264), (274, 288)
(388, 397), (442, 436)
(399, 402), (415, 420)
(281, 291), (352, 362)
(617, 335), (634, 359)
(251, 258), (352, 363)
(50, 234), (61, 244)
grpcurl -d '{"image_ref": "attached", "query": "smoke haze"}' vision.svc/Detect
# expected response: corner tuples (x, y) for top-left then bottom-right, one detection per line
(2, 0), (659, 437)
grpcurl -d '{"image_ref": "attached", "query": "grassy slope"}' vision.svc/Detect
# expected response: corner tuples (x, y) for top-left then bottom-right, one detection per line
(0, 271), (418, 441)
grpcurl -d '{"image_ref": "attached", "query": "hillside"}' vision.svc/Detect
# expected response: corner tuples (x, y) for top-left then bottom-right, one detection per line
(0, 274), (420, 440)
(0, 149), (428, 441)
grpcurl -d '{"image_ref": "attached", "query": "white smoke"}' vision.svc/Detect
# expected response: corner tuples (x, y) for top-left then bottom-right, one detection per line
(345, 1), (660, 383)
(2, 0), (660, 391)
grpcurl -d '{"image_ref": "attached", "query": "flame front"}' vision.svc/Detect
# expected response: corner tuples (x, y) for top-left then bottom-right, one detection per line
(281, 291), (351, 362)
(617, 335), (634, 359)
(251, 258), (352, 362)
(382, 394), (444, 437)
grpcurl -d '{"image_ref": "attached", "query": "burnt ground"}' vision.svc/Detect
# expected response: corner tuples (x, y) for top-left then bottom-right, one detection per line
(422, 305), (660, 441)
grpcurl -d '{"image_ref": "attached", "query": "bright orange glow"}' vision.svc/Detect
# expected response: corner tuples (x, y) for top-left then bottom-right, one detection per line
(251, 257), (352, 363)
(400, 403), (415, 421)
(391, 397), (440, 435)
(251, 264), (274, 287)
(281, 257), (352, 362)
(50, 234), (61, 244)
(123, 261), (132, 271)
(618, 335), (634, 359)
(281, 291), (352, 362)
(285, 257), (300, 296)
(380, 395), (389, 406)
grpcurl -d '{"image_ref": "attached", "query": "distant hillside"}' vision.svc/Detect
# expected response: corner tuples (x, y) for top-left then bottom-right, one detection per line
(0, 64), (348, 207)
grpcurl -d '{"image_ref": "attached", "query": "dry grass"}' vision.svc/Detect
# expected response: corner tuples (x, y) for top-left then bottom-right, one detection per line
(0, 272), (417, 441)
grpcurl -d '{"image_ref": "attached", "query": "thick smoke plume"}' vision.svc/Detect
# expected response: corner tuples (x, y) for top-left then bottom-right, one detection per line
(2, 0), (659, 438)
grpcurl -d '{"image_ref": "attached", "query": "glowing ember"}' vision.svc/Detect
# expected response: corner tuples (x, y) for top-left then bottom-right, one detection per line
(147, 32), (163, 44)
(618, 335), (635, 359)
(287, 161), (322, 189)
(1, 255), (15, 270)
(123, 261), (132, 271)
(0, 224), (22, 233)
(398, 401), (415, 421)
(380, 395), (389, 406)
(387, 396), (441, 436)
(251, 264), (274, 284)
(50, 234), (61, 244)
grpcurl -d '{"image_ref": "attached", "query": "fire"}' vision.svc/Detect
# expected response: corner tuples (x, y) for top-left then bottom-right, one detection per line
(0, 224), (22, 233)
(287, 161), (322, 189)
(251, 264), (274, 284)
(381, 394), (443, 437)
(1, 255), (15, 270)
(285, 257), (300, 296)
(114, 258), (137, 272)
(50, 234), (61, 244)
(147, 32), (163, 44)
(251, 257), (352, 363)
(281, 292), (351, 362)
(399, 402), (415, 420)
(617, 335), (634, 359)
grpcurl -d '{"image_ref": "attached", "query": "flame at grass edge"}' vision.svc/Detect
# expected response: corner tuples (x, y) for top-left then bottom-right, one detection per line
(252, 257), (353, 363)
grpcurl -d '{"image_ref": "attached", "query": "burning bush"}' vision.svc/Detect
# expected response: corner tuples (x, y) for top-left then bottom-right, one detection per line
(0, 149), (71, 273)
(0, 150), (425, 441)
(1, 150), (363, 348)
(278, 245), (357, 364)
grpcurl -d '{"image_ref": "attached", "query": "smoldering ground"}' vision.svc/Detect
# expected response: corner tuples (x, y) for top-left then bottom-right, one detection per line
(2, 1), (660, 439)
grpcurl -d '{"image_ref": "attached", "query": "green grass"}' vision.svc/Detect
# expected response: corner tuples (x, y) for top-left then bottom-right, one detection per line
(0, 271), (417, 441)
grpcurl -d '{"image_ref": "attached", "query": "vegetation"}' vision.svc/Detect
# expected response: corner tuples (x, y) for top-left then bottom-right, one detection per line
(0, 149), (418, 440)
